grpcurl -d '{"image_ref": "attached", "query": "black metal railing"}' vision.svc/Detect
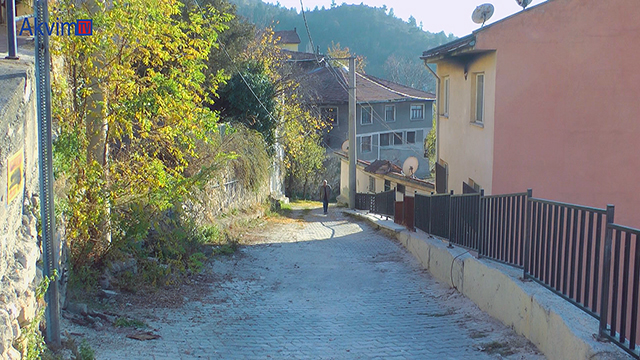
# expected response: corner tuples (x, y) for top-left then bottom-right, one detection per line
(600, 222), (640, 357)
(450, 193), (481, 250)
(408, 187), (640, 358)
(355, 190), (395, 217)
(374, 190), (395, 217)
(415, 194), (431, 234)
(480, 192), (528, 268)
(355, 193), (375, 212)
(525, 198), (609, 319)
(430, 192), (451, 239)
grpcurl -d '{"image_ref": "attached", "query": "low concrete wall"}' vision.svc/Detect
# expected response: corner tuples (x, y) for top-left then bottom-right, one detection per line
(0, 59), (40, 359)
(346, 210), (630, 360)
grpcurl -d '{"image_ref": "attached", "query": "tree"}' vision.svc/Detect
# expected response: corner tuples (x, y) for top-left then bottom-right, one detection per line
(408, 15), (417, 27)
(51, 0), (229, 276)
(216, 61), (278, 149)
(326, 42), (367, 73)
(280, 101), (327, 199)
(383, 54), (435, 92)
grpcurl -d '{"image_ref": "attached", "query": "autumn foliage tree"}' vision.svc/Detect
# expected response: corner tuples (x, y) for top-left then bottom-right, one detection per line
(51, 0), (230, 282)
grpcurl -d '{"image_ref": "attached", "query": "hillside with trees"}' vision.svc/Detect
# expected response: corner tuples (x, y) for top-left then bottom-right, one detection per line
(230, 0), (457, 92)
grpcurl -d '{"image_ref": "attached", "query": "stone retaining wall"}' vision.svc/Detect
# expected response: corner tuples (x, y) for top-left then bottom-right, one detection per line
(0, 59), (40, 359)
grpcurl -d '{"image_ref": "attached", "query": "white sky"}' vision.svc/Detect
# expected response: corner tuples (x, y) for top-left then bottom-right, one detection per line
(267, 0), (545, 37)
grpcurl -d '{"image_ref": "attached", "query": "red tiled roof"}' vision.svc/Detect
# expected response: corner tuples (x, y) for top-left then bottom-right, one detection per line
(364, 160), (403, 175)
(294, 60), (435, 105)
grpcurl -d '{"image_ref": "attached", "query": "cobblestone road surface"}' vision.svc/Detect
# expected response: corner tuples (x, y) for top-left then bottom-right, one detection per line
(69, 206), (545, 359)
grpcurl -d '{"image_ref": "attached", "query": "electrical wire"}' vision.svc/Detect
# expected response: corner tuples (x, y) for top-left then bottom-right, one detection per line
(321, 57), (431, 164)
(190, 0), (282, 142)
(299, 0), (317, 57)
(450, 249), (470, 291)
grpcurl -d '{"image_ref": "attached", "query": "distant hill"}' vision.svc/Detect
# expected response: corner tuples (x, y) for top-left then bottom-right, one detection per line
(229, 0), (457, 92)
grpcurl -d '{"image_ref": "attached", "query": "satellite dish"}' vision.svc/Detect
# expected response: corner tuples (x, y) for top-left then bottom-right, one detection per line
(472, 3), (495, 26)
(516, 0), (532, 10)
(402, 157), (419, 178)
(341, 140), (349, 152)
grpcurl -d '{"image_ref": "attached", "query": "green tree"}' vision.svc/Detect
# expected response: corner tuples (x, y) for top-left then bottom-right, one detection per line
(51, 0), (229, 277)
(216, 61), (278, 148)
(280, 101), (327, 199)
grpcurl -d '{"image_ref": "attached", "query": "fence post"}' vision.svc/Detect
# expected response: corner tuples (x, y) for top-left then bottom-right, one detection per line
(523, 189), (533, 279)
(429, 192), (434, 234)
(448, 190), (454, 248)
(478, 189), (485, 258)
(599, 204), (615, 339)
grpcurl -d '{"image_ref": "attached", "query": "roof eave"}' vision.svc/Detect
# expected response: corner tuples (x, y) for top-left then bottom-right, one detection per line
(421, 37), (478, 63)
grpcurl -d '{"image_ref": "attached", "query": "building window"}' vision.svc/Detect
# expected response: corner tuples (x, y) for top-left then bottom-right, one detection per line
(361, 135), (372, 153)
(443, 76), (450, 116)
(394, 132), (403, 145)
(385, 105), (395, 122)
(369, 176), (375, 193)
(320, 107), (338, 125)
(384, 179), (391, 192)
(380, 132), (390, 147)
(410, 104), (425, 120)
(406, 131), (416, 144)
(361, 106), (373, 125)
(474, 73), (484, 123)
(397, 184), (406, 194)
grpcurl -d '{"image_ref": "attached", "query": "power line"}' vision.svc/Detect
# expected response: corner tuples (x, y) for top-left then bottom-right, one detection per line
(299, 0), (317, 57)
(191, 0), (281, 138)
(322, 56), (431, 164)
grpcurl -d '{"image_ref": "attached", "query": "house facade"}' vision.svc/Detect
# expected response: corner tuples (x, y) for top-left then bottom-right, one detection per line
(422, 0), (640, 226)
(296, 62), (435, 178)
(335, 152), (435, 206)
(274, 29), (301, 52)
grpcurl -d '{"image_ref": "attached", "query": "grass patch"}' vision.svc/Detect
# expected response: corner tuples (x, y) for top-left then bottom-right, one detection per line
(114, 317), (147, 329)
(211, 243), (237, 256)
(289, 200), (322, 209)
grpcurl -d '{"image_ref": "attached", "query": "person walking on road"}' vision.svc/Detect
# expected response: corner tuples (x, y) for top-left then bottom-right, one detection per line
(319, 180), (331, 215)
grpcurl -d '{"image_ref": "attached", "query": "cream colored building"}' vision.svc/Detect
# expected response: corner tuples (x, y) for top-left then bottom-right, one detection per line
(274, 29), (300, 52)
(422, 0), (640, 227)
(336, 152), (434, 205)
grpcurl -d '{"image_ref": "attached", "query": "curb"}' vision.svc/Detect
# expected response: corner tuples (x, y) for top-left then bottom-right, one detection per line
(343, 209), (630, 360)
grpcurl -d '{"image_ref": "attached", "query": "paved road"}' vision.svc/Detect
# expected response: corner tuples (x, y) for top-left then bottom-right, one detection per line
(72, 207), (544, 359)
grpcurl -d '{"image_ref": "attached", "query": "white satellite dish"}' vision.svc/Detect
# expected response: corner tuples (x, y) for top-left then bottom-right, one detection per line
(341, 140), (349, 152)
(402, 157), (419, 178)
(516, 0), (532, 10)
(472, 3), (495, 26)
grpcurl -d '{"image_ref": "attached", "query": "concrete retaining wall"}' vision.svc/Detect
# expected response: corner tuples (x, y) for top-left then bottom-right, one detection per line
(0, 59), (41, 359)
(347, 210), (630, 360)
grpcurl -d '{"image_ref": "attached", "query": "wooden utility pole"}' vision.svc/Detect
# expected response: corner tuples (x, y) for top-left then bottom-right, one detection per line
(348, 57), (357, 209)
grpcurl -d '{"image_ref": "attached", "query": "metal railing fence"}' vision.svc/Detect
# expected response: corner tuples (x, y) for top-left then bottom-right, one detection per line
(355, 190), (395, 217)
(478, 192), (528, 267)
(406, 187), (640, 358)
(600, 223), (640, 357)
(374, 190), (395, 217)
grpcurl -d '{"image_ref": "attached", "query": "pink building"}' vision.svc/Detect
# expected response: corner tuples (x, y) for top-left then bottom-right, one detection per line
(422, 0), (640, 227)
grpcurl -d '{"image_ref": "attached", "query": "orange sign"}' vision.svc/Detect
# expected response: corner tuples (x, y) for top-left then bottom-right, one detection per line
(7, 149), (23, 203)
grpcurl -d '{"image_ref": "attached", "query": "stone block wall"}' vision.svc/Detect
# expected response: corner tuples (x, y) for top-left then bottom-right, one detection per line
(0, 59), (40, 359)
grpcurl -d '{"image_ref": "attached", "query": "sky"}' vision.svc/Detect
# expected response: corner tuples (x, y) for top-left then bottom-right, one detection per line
(266, 0), (546, 37)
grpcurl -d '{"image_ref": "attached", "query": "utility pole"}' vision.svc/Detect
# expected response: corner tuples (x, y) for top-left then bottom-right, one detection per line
(348, 57), (357, 209)
(35, 0), (60, 347)
(5, 0), (19, 59)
